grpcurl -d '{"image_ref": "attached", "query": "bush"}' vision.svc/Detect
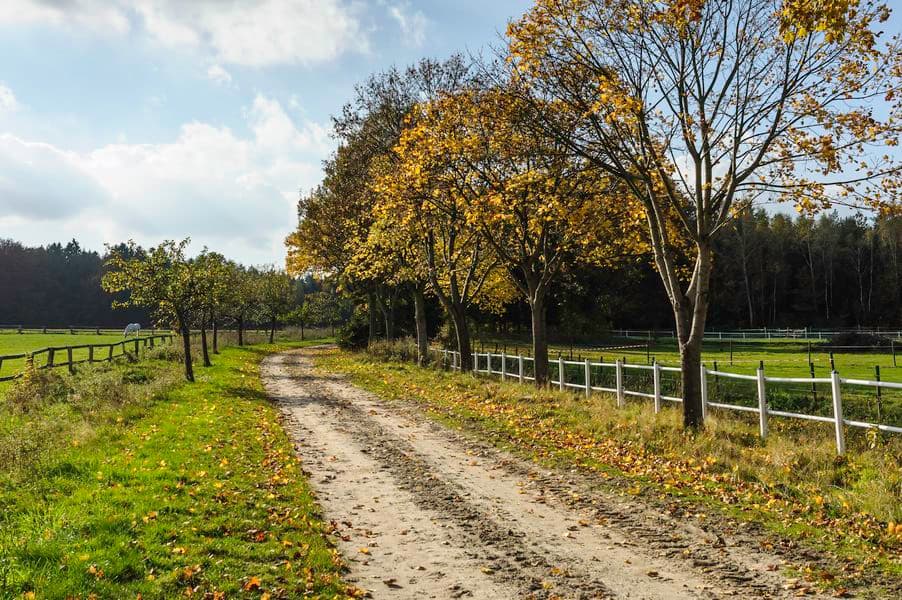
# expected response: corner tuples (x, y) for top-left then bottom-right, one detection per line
(367, 338), (419, 363)
(337, 309), (370, 350)
(823, 332), (894, 350)
(5, 367), (69, 414)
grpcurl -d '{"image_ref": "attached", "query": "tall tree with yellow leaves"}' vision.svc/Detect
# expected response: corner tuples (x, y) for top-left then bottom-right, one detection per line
(421, 82), (646, 384)
(507, 0), (901, 427)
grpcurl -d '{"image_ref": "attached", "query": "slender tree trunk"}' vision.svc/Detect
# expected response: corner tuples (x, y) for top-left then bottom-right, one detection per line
(269, 317), (276, 344)
(450, 306), (472, 371)
(179, 319), (194, 382)
(300, 322), (305, 340)
(212, 319), (219, 354)
(528, 279), (549, 386)
(672, 242), (714, 429)
(413, 285), (429, 366)
(200, 321), (211, 367)
(237, 317), (244, 346)
(378, 293), (396, 340)
(367, 291), (377, 344)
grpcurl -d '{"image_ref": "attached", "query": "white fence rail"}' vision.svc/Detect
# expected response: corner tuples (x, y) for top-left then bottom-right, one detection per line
(612, 327), (902, 340)
(440, 349), (902, 455)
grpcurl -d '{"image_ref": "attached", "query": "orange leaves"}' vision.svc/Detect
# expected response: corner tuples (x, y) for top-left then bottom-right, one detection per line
(243, 576), (262, 591)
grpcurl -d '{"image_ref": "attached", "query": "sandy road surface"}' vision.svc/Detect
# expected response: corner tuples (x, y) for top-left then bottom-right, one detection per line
(263, 348), (822, 599)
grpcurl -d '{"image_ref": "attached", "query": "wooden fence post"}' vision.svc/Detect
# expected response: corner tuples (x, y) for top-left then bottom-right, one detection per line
(88, 345), (94, 363)
(48, 348), (55, 368)
(756, 366), (768, 440)
(615, 359), (624, 407)
(501, 351), (506, 381)
(67, 347), (74, 374)
(584, 358), (591, 398)
(518, 354), (524, 384)
(653, 361), (661, 413)
(108, 345), (114, 362)
(831, 370), (846, 455)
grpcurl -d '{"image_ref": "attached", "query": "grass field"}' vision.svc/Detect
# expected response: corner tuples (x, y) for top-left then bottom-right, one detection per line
(0, 338), (350, 598)
(474, 337), (902, 427)
(319, 349), (902, 594)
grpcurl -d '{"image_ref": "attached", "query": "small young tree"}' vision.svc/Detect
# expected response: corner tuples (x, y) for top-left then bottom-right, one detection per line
(102, 239), (201, 382)
(222, 265), (261, 346)
(259, 267), (295, 343)
(194, 250), (230, 365)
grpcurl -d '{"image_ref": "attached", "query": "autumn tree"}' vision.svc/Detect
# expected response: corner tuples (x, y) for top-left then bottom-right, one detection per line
(259, 267), (296, 343)
(333, 56), (472, 355)
(193, 251), (230, 365)
(416, 82), (644, 383)
(374, 101), (516, 371)
(286, 135), (381, 342)
(102, 239), (202, 382)
(507, 0), (901, 426)
(222, 264), (260, 346)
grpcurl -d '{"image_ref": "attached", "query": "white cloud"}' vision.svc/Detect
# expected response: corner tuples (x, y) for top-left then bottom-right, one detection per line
(0, 0), (369, 67)
(386, 1), (428, 47)
(0, 84), (17, 112)
(0, 134), (108, 220)
(206, 64), (232, 85)
(0, 96), (332, 265)
(0, 0), (130, 34)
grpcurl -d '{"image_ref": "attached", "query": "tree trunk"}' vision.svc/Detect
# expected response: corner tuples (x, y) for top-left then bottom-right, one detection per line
(672, 242), (714, 430)
(269, 317), (276, 344)
(179, 320), (194, 382)
(212, 319), (219, 354)
(237, 317), (244, 346)
(367, 291), (377, 344)
(529, 287), (549, 386)
(450, 306), (472, 371)
(413, 286), (429, 366)
(300, 323), (305, 340)
(200, 315), (212, 367)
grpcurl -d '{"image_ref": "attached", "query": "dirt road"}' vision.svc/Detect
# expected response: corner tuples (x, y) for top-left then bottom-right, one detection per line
(263, 348), (820, 599)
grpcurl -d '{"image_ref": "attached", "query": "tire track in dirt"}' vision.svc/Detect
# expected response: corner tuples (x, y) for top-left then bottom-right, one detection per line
(263, 348), (826, 599)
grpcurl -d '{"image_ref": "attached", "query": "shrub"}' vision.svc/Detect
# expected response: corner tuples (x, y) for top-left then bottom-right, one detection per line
(337, 309), (370, 350)
(822, 332), (894, 350)
(367, 338), (419, 363)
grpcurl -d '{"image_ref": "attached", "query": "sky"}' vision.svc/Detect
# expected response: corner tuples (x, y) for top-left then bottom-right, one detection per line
(0, 0), (533, 266)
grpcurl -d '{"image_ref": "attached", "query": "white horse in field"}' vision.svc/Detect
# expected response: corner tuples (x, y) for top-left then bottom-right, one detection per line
(123, 323), (141, 338)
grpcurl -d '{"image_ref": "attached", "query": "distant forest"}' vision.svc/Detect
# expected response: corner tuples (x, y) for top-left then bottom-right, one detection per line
(476, 211), (902, 340)
(2, 210), (901, 332)
(0, 239), (151, 327)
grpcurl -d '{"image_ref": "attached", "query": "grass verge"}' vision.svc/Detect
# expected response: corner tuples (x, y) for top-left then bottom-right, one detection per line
(317, 349), (902, 595)
(0, 340), (350, 599)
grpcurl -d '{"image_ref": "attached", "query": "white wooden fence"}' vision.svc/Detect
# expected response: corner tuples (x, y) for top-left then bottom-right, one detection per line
(440, 349), (902, 455)
(613, 327), (902, 340)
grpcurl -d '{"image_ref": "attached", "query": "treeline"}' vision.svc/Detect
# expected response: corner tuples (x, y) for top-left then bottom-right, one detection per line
(102, 239), (351, 381)
(286, 0), (900, 429)
(0, 239), (149, 327)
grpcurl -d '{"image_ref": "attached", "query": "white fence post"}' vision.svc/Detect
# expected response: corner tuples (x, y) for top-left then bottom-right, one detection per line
(584, 358), (591, 398)
(452, 351), (457, 371)
(831, 370), (846, 455)
(558, 355), (565, 392)
(518, 354), (524, 383)
(653, 361), (661, 413)
(756, 367), (768, 439)
(700, 363), (708, 422)
(615, 359), (624, 407)
(473, 352), (478, 374)
(501, 351), (506, 381)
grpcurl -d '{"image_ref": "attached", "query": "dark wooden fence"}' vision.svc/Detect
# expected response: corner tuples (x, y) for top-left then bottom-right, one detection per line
(0, 334), (175, 382)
